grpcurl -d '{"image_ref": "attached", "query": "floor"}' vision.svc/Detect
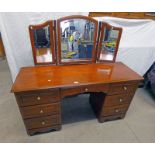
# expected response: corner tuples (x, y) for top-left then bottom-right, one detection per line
(0, 59), (155, 143)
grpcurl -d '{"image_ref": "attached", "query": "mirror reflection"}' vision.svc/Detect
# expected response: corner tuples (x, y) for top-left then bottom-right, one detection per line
(99, 26), (119, 61)
(32, 25), (53, 63)
(60, 19), (95, 62)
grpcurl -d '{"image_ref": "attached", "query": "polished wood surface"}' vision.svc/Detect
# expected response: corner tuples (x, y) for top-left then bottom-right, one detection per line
(11, 62), (143, 93)
(89, 12), (155, 20)
(12, 61), (143, 135)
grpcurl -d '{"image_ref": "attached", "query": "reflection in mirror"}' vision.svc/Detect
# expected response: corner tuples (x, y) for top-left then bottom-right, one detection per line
(99, 25), (120, 61)
(60, 19), (95, 62)
(32, 25), (52, 63)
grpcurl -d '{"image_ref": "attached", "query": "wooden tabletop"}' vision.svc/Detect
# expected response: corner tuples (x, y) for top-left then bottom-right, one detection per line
(11, 62), (143, 93)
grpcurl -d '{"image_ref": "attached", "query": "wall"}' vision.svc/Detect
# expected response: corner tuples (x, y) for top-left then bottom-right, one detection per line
(0, 12), (88, 81)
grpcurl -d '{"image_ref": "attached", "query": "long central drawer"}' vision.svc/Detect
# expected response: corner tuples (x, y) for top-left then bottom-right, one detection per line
(61, 84), (109, 98)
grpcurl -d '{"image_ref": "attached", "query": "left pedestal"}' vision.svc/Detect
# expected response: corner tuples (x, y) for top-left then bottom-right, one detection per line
(14, 89), (61, 136)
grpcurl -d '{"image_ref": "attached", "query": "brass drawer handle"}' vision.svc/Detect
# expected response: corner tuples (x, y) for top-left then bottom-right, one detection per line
(115, 109), (119, 113)
(41, 121), (45, 125)
(119, 98), (123, 102)
(37, 96), (41, 100)
(123, 86), (127, 90)
(85, 88), (88, 92)
(40, 110), (43, 114)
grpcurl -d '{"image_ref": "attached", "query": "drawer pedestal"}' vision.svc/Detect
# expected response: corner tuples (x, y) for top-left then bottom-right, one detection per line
(15, 89), (61, 136)
(90, 81), (139, 123)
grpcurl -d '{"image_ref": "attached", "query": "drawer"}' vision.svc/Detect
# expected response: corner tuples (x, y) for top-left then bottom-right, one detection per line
(103, 94), (134, 107)
(61, 84), (109, 98)
(101, 104), (129, 117)
(25, 115), (61, 130)
(20, 103), (61, 119)
(19, 89), (60, 106)
(108, 82), (139, 95)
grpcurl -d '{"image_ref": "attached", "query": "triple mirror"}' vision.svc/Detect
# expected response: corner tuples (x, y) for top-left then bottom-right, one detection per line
(29, 15), (122, 65)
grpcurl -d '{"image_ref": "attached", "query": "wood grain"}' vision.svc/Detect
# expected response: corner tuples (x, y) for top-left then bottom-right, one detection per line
(11, 62), (143, 93)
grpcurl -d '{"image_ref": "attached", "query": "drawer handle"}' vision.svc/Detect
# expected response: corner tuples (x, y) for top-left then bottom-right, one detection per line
(41, 121), (45, 125)
(119, 98), (123, 102)
(123, 86), (127, 91)
(40, 110), (44, 114)
(37, 96), (41, 100)
(115, 109), (119, 113)
(85, 88), (88, 92)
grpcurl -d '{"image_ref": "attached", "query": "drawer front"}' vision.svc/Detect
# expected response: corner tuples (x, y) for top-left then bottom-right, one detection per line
(101, 105), (129, 117)
(25, 115), (61, 129)
(61, 84), (109, 98)
(104, 94), (134, 107)
(20, 90), (60, 106)
(108, 82), (139, 95)
(21, 103), (61, 119)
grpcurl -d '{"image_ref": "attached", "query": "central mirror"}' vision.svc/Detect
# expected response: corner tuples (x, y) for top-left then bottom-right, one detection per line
(57, 16), (98, 64)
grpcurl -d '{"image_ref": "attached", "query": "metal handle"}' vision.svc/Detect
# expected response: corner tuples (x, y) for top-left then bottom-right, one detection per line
(124, 86), (127, 90)
(85, 88), (88, 92)
(40, 110), (43, 114)
(41, 121), (45, 125)
(37, 96), (41, 100)
(119, 98), (123, 102)
(115, 109), (119, 113)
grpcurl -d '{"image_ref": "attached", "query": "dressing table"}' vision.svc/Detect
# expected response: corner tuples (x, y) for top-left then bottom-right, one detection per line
(11, 15), (143, 135)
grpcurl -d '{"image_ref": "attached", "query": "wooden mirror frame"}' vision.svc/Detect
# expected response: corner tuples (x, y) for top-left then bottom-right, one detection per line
(97, 22), (122, 63)
(29, 20), (56, 65)
(57, 15), (98, 65)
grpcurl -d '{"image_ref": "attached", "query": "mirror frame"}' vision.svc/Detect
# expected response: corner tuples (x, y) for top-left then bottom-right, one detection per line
(97, 22), (122, 63)
(57, 15), (98, 65)
(29, 20), (56, 65)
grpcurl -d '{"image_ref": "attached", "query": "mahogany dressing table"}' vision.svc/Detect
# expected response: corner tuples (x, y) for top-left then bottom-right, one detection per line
(11, 15), (143, 135)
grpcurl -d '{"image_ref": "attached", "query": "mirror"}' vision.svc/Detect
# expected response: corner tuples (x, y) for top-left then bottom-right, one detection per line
(29, 21), (56, 65)
(57, 16), (98, 64)
(98, 22), (122, 62)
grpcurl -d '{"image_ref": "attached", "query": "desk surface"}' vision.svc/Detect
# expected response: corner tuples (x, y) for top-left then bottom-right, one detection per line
(11, 62), (143, 93)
